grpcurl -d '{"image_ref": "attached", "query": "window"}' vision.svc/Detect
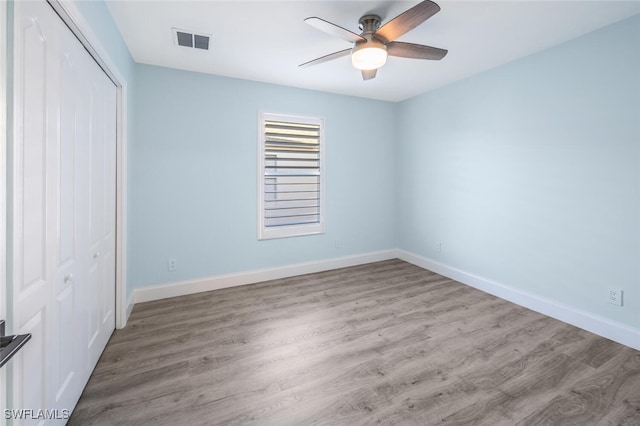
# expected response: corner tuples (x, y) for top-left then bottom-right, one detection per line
(258, 112), (325, 240)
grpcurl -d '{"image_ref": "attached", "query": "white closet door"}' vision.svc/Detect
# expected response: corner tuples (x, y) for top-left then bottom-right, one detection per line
(12, 1), (61, 418)
(53, 15), (83, 413)
(12, 1), (116, 422)
(84, 45), (117, 369)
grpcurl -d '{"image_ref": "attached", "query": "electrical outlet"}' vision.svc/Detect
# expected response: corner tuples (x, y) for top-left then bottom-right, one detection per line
(435, 242), (442, 253)
(335, 240), (341, 249)
(168, 258), (177, 272)
(607, 288), (623, 306)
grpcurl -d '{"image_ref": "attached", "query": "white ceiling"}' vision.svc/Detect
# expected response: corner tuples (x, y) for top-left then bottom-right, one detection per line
(106, 1), (640, 102)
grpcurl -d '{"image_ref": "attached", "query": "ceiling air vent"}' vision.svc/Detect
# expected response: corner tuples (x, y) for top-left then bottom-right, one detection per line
(172, 28), (211, 51)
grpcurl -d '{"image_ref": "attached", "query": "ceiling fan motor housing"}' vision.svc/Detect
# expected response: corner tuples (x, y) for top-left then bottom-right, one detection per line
(358, 15), (382, 34)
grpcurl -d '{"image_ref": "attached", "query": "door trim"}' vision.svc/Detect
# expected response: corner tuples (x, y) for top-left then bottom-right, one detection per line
(1, 0), (8, 422)
(46, 0), (129, 329)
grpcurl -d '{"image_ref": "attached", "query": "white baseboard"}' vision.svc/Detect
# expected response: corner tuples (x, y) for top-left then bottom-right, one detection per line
(133, 249), (398, 305)
(398, 249), (640, 351)
(128, 248), (639, 351)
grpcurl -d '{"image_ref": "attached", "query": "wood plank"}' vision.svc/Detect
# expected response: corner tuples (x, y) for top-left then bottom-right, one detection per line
(69, 259), (640, 425)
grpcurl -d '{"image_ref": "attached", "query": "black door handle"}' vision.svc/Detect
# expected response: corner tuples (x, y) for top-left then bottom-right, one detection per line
(0, 320), (32, 369)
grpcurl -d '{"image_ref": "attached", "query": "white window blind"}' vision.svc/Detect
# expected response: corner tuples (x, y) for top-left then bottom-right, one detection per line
(258, 112), (325, 240)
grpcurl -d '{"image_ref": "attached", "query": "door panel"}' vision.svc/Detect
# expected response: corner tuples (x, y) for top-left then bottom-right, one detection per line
(19, 11), (48, 295)
(103, 251), (116, 323)
(54, 30), (79, 410)
(86, 78), (102, 363)
(98, 65), (116, 346)
(12, 1), (117, 422)
(13, 2), (59, 419)
(58, 52), (75, 266)
(89, 81), (103, 249)
(86, 262), (99, 349)
(72, 35), (92, 380)
(54, 285), (73, 401)
(87, 62), (116, 362)
(20, 311), (47, 426)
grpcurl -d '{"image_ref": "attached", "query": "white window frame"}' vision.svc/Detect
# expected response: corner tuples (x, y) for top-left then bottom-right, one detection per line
(257, 111), (326, 240)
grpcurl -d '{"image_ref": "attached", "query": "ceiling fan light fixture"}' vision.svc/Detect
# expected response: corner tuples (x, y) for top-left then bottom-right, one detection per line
(301, 1), (446, 80)
(351, 41), (387, 70)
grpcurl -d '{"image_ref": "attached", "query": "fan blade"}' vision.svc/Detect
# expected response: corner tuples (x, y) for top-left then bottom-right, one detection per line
(304, 17), (365, 43)
(387, 42), (447, 60)
(299, 48), (351, 68)
(361, 69), (377, 80)
(375, 0), (440, 43)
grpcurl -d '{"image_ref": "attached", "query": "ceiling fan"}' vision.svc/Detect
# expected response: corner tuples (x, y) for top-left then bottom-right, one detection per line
(300, 0), (447, 81)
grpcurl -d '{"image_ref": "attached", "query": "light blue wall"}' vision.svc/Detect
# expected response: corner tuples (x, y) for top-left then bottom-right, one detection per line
(130, 65), (397, 288)
(125, 9), (639, 335)
(397, 14), (640, 329)
(72, 1), (135, 83)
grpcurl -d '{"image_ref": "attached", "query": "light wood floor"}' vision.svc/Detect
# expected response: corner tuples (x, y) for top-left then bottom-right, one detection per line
(70, 259), (640, 425)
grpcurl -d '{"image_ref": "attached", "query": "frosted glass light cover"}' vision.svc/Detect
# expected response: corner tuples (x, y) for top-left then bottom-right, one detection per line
(351, 46), (387, 70)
